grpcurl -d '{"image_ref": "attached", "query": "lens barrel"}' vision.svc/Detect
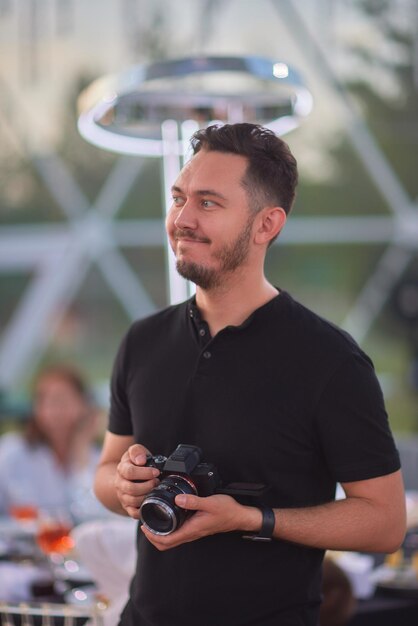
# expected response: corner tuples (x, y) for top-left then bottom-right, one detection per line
(140, 474), (197, 535)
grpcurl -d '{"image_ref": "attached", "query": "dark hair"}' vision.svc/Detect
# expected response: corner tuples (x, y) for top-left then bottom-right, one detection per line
(190, 123), (298, 216)
(32, 364), (89, 399)
(25, 364), (90, 446)
(320, 558), (356, 626)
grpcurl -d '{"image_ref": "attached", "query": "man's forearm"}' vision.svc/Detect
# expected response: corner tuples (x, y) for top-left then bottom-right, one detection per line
(94, 462), (128, 516)
(271, 496), (405, 553)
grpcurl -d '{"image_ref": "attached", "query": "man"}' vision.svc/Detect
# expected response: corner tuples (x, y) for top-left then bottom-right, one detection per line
(94, 123), (406, 626)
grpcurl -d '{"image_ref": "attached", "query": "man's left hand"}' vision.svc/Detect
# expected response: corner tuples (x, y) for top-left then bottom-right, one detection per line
(140, 493), (261, 550)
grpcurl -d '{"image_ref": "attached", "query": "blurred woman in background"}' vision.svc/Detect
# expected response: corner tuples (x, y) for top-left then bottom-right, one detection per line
(0, 364), (106, 522)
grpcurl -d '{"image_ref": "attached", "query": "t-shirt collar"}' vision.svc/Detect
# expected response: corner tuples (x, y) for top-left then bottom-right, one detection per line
(187, 289), (283, 334)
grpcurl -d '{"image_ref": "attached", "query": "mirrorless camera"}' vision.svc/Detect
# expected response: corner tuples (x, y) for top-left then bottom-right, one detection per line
(139, 443), (267, 536)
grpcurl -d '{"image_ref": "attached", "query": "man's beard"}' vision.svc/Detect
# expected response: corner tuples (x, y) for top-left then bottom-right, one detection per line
(175, 215), (254, 290)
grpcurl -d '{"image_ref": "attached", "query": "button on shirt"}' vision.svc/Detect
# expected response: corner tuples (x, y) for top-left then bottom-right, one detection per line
(187, 301), (211, 347)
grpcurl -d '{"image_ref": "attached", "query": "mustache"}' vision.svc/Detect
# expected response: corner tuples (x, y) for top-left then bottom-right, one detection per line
(174, 228), (211, 244)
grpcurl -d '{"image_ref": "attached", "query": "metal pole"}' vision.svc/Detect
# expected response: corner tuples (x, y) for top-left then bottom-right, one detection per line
(161, 120), (189, 304)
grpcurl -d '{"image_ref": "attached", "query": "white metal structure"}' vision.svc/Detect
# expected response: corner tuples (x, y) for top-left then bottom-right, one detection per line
(0, 0), (416, 390)
(77, 55), (314, 305)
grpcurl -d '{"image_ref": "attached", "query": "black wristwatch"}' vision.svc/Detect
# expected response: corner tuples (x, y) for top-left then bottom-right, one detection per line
(242, 506), (275, 542)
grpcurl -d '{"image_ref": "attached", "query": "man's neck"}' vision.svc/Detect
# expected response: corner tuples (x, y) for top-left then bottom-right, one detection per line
(195, 270), (279, 337)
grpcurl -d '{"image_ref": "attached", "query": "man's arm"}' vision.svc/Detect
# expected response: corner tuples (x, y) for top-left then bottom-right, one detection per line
(94, 431), (161, 518)
(141, 469), (406, 553)
(269, 469), (406, 552)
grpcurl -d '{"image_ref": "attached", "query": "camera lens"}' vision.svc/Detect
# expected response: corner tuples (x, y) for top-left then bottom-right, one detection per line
(140, 475), (197, 535)
(140, 499), (176, 535)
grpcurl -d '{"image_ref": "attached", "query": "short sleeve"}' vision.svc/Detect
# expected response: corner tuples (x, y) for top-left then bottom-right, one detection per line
(108, 329), (134, 436)
(315, 352), (400, 483)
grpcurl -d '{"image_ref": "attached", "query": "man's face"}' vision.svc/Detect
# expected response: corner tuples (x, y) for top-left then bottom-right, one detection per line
(166, 150), (257, 290)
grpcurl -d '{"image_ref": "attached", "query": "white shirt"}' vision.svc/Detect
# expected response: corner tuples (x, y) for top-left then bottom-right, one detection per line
(0, 431), (108, 522)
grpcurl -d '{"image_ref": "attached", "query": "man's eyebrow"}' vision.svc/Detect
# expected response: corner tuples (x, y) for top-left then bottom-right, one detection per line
(171, 185), (227, 201)
(197, 189), (228, 201)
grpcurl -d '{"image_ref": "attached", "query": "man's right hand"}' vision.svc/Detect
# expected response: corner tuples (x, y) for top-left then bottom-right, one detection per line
(115, 444), (161, 519)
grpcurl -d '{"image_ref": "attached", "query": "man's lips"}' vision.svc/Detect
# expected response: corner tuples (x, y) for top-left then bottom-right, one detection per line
(174, 232), (210, 244)
(176, 237), (209, 244)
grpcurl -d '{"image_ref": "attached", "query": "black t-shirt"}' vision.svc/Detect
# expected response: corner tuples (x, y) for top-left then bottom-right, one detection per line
(109, 291), (400, 626)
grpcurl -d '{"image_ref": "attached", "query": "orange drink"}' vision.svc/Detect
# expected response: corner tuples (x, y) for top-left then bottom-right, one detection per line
(9, 504), (39, 522)
(36, 521), (74, 555)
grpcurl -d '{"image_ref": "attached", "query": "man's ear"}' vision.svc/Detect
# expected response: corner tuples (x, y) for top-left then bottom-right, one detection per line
(254, 207), (287, 245)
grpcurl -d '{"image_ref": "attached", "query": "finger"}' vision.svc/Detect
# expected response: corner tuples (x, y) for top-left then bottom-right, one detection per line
(140, 525), (181, 551)
(124, 506), (141, 520)
(128, 444), (150, 465)
(116, 485), (157, 517)
(118, 461), (160, 482)
(119, 494), (144, 509)
(141, 515), (208, 550)
(116, 476), (159, 497)
(175, 494), (207, 511)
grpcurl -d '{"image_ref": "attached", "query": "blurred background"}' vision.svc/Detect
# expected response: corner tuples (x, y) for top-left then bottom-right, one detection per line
(0, 0), (417, 435)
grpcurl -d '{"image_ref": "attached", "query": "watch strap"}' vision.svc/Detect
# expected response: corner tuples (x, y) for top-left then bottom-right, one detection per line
(242, 506), (275, 542)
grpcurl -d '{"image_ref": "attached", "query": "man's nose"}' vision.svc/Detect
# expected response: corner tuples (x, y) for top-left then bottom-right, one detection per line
(174, 201), (197, 230)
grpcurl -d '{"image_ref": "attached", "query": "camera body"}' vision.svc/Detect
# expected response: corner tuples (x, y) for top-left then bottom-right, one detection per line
(139, 443), (267, 536)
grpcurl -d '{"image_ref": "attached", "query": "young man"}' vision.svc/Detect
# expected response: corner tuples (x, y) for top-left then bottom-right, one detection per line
(94, 123), (406, 626)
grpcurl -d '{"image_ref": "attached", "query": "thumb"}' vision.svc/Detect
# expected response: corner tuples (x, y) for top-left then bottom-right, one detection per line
(175, 494), (205, 510)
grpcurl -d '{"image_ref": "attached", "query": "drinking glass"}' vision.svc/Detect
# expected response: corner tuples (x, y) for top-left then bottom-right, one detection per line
(34, 509), (76, 598)
(36, 510), (75, 560)
(9, 504), (39, 523)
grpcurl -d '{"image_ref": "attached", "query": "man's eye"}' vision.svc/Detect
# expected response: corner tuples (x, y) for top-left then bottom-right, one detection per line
(172, 196), (184, 206)
(202, 200), (216, 208)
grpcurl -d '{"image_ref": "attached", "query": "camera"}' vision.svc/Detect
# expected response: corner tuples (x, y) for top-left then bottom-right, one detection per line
(139, 444), (267, 536)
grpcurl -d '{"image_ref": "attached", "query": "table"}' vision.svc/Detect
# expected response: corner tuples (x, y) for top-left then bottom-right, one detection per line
(0, 517), (105, 626)
(349, 593), (418, 626)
